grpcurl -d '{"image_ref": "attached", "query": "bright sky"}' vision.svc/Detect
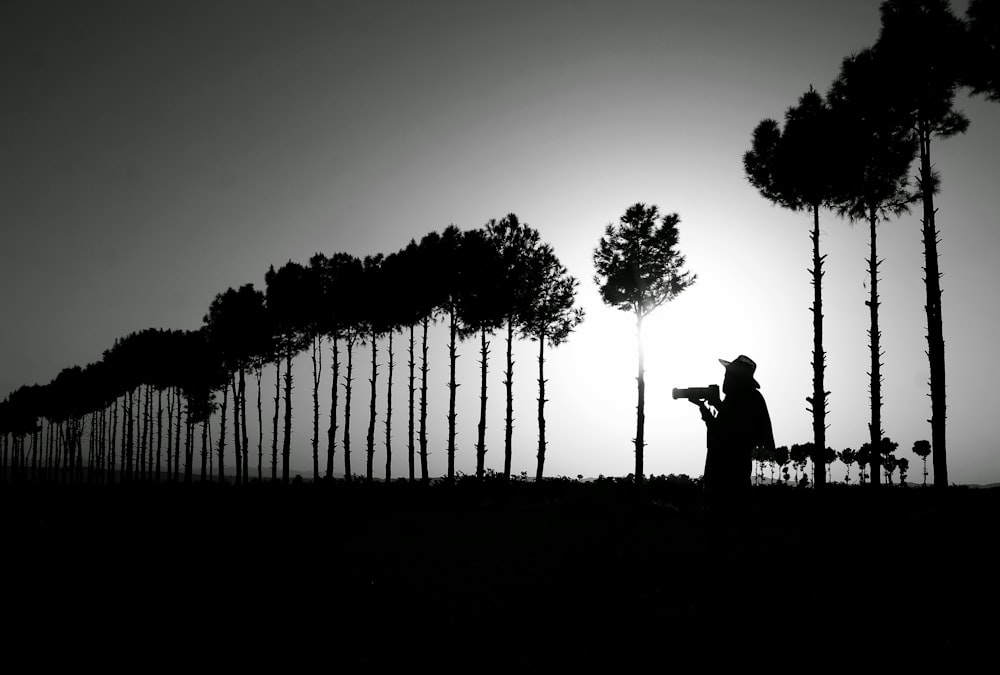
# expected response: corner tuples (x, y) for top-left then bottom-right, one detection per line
(2, 0), (998, 484)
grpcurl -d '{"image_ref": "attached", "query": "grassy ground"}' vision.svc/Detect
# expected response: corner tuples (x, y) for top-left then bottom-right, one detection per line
(4, 478), (997, 668)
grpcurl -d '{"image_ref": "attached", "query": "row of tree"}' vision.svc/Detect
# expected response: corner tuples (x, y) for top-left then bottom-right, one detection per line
(744, 0), (998, 488)
(0, 216), (584, 485)
(751, 438), (934, 487)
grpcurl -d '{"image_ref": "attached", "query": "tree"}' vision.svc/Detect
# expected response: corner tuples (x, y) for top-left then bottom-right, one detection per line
(839, 447), (858, 485)
(773, 445), (790, 484)
(265, 262), (314, 483)
(204, 284), (270, 484)
(360, 254), (387, 483)
(311, 252), (364, 481)
(390, 240), (434, 482)
(752, 445), (768, 485)
(379, 250), (415, 483)
(521, 244), (584, 482)
(819, 445), (838, 484)
(594, 203), (696, 486)
(878, 438), (901, 484)
(300, 263), (327, 483)
(412, 231), (451, 483)
(418, 225), (468, 483)
(856, 444), (871, 485)
(485, 214), (547, 481)
(912, 439), (932, 486)
(828, 48), (917, 486)
(455, 228), (507, 480)
(745, 87), (843, 488)
(173, 328), (225, 482)
(342, 318), (361, 483)
(789, 443), (811, 485)
(965, 0), (1000, 101)
(875, 0), (969, 487)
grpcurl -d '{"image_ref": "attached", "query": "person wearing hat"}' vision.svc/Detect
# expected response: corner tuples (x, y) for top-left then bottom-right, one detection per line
(690, 355), (775, 511)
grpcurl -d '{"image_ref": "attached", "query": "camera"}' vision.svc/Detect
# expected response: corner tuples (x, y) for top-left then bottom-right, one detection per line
(672, 384), (719, 401)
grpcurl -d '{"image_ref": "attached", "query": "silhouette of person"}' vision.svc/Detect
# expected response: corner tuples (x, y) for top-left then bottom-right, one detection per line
(690, 355), (775, 511)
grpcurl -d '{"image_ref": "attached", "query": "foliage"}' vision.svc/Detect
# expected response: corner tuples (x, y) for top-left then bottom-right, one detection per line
(827, 48), (917, 224)
(965, 0), (1000, 101)
(520, 245), (584, 348)
(593, 203), (696, 317)
(204, 284), (272, 374)
(264, 261), (317, 355)
(876, 0), (970, 142)
(744, 87), (844, 213)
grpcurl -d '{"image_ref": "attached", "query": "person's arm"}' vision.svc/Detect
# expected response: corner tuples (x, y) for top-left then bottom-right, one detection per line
(690, 399), (718, 428)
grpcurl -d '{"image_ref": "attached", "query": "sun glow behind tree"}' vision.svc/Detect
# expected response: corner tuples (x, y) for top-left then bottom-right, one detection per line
(594, 203), (696, 484)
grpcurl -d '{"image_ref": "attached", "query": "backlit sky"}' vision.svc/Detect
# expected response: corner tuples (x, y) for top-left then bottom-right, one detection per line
(2, 0), (998, 484)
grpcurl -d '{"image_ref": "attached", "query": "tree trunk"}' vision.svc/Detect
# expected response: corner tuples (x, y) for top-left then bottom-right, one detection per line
(344, 332), (355, 482)
(867, 206), (883, 486)
(208, 420), (214, 479)
(535, 335), (547, 483)
(74, 416), (84, 482)
(87, 414), (95, 483)
(808, 204), (828, 488)
(30, 427), (39, 483)
(156, 387), (163, 482)
(282, 347), (293, 484)
(240, 365), (249, 483)
(231, 373), (242, 485)
(52, 418), (59, 482)
(56, 423), (64, 482)
(51, 418), (58, 482)
(164, 390), (172, 482)
(447, 304), (459, 483)
(503, 320), (515, 481)
(385, 329), (394, 482)
(635, 313), (645, 486)
(366, 329), (378, 483)
(217, 383), (228, 483)
(408, 324), (416, 482)
(200, 418), (209, 481)
(419, 317), (430, 484)
(919, 123), (948, 488)
(476, 327), (489, 480)
(311, 335), (321, 481)
(272, 358), (280, 482)
(110, 397), (119, 484)
(119, 395), (127, 482)
(184, 408), (193, 482)
(101, 408), (108, 482)
(145, 385), (153, 479)
(139, 384), (148, 481)
(126, 387), (134, 482)
(256, 366), (263, 483)
(326, 336), (339, 480)
(174, 387), (182, 482)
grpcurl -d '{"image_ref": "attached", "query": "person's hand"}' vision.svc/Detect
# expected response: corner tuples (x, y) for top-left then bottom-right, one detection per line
(689, 399), (713, 423)
(706, 390), (722, 410)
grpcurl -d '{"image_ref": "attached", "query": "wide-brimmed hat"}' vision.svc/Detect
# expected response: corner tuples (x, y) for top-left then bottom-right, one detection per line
(719, 354), (760, 389)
